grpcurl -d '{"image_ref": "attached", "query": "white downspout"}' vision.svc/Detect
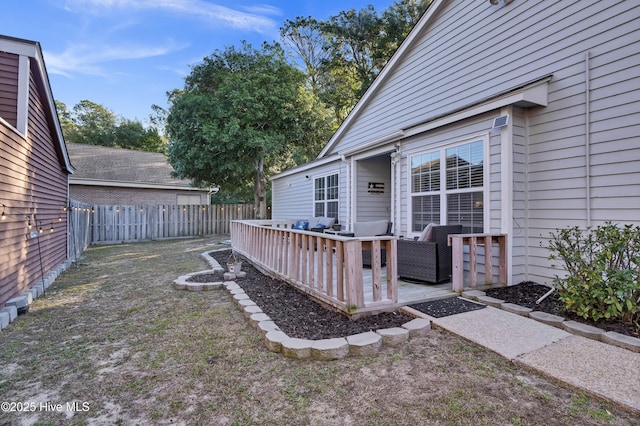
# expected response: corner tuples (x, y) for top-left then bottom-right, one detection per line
(500, 105), (513, 285)
(585, 51), (592, 227)
(391, 145), (401, 235)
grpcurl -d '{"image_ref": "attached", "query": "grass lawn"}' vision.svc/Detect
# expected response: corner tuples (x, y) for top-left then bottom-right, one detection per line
(0, 237), (635, 425)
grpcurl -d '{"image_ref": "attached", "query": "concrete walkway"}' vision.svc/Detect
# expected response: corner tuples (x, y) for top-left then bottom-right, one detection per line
(429, 306), (640, 414)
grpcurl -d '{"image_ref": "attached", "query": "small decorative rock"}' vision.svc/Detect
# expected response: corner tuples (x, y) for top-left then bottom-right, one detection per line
(186, 283), (203, 292)
(0, 311), (9, 329)
(281, 338), (313, 359)
(232, 293), (250, 304)
(237, 299), (257, 308)
(602, 331), (640, 353)
(6, 294), (32, 315)
(402, 318), (431, 338)
(476, 295), (504, 308)
(529, 311), (565, 328)
(224, 281), (240, 290)
(257, 320), (280, 335)
(461, 290), (486, 300)
(347, 332), (382, 356)
(562, 320), (604, 339)
(249, 313), (271, 329)
(376, 327), (409, 347)
(501, 303), (532, 317)
(1, 306), (17, 322)
(311, 338), (349, 360)
(264, 330), (288, 352)
(243, 305), (263, 319)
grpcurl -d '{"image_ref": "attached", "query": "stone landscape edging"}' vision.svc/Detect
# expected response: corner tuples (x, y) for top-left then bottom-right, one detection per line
(461, 290), (640, 353)
(181, 250), (640, 355)
(171, 249), (431, 360)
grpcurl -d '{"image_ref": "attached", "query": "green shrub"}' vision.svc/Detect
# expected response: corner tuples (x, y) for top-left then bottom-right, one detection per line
(547, 222), (640, 324)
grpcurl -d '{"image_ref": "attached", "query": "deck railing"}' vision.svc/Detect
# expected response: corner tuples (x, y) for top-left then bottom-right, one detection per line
(231, 220), (398, 317)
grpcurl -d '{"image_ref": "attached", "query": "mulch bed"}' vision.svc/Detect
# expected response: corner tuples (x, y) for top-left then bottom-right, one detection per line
(209, 250), (413, 340)
(486, 282), (639, 338)
(206, 251), (639, 339)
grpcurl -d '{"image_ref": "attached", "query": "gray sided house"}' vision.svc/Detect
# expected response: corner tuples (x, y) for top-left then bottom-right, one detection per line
(0, 35), (74, 307)
(67, 143), (210, 206)
(271, 0), (640, 287)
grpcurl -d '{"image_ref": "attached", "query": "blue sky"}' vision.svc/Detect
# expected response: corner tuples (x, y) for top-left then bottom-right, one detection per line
(4, 0), (396, 124)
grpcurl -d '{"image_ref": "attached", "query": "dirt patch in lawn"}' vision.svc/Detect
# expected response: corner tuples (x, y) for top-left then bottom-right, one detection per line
(0, 238), (637, 425)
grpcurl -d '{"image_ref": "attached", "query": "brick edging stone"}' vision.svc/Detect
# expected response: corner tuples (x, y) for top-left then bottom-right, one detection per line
(179, 249), (432, 360)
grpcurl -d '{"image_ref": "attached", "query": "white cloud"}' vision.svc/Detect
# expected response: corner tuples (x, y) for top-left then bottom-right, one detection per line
(44, 40), (185, 78)
(64, 0), (279, 33)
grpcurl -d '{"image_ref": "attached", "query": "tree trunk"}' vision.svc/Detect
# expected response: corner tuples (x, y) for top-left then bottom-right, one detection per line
(254, 157), (267, 219)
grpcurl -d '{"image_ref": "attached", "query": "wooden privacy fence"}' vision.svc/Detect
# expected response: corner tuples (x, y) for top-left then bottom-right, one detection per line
(68, 200), (92, 260)
(69, 202), (256, 245)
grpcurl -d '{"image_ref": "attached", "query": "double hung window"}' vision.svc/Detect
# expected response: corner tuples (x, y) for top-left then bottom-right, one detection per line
(314, 174), (339, 218)
(410, 139), (485, 233)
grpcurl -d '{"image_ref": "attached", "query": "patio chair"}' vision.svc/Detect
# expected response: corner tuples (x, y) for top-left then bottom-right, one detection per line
(340, 220), (393, 266)
(397, 224), (463, 283)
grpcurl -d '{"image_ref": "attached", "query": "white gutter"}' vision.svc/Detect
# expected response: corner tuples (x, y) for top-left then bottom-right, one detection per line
(69, 178), (207, 191)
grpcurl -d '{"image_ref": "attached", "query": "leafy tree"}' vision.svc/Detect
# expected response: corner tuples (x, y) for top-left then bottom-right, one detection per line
(166, 42), (332, 218)
(377, 0), (432, 61)
(71, 100), (117, 147)
(280, 16), (328, 93)
(114, 119), (165, 153)
(55, 101), (77, 141)
(320, 5), (385, 98)
(58, 99), (166, 153)
(279, 0), (431, 124)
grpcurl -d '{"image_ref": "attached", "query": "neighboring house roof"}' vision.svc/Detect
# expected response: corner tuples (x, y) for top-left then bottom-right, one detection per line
(67, 143), (203, 191)
(0, 34), (74, 174)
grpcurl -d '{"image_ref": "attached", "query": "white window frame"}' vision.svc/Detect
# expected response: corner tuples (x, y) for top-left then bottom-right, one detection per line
(313, 173), (339, 218)
(408, 135), (489, 236)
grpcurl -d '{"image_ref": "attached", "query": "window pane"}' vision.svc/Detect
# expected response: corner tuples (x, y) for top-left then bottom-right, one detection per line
(411, 195), (440, 232)
(447, 192), (483, 233)
(327, 175), (338, 200)
(446, 141), (483, 190)
(314, 177), (325, 201)
(314, 174), (338, 218)
(326, 201), (338, 218)
(411, 152), (440, 192)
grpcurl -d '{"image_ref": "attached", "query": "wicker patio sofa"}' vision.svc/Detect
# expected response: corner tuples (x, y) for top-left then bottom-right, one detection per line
(397, 224), (463, 283)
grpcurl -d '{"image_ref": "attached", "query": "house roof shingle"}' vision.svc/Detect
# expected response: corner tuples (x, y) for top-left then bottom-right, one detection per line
(66, 143), (195, 188)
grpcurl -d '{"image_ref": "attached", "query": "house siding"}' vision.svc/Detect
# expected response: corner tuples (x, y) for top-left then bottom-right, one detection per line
(271, 160), (345, 221)
(0, 52), (19, 128)
(355, 155), (392, 222)
(326, 1), (639, 157)
(0, 61), (69, 306)
(522, 2), (640, 284)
